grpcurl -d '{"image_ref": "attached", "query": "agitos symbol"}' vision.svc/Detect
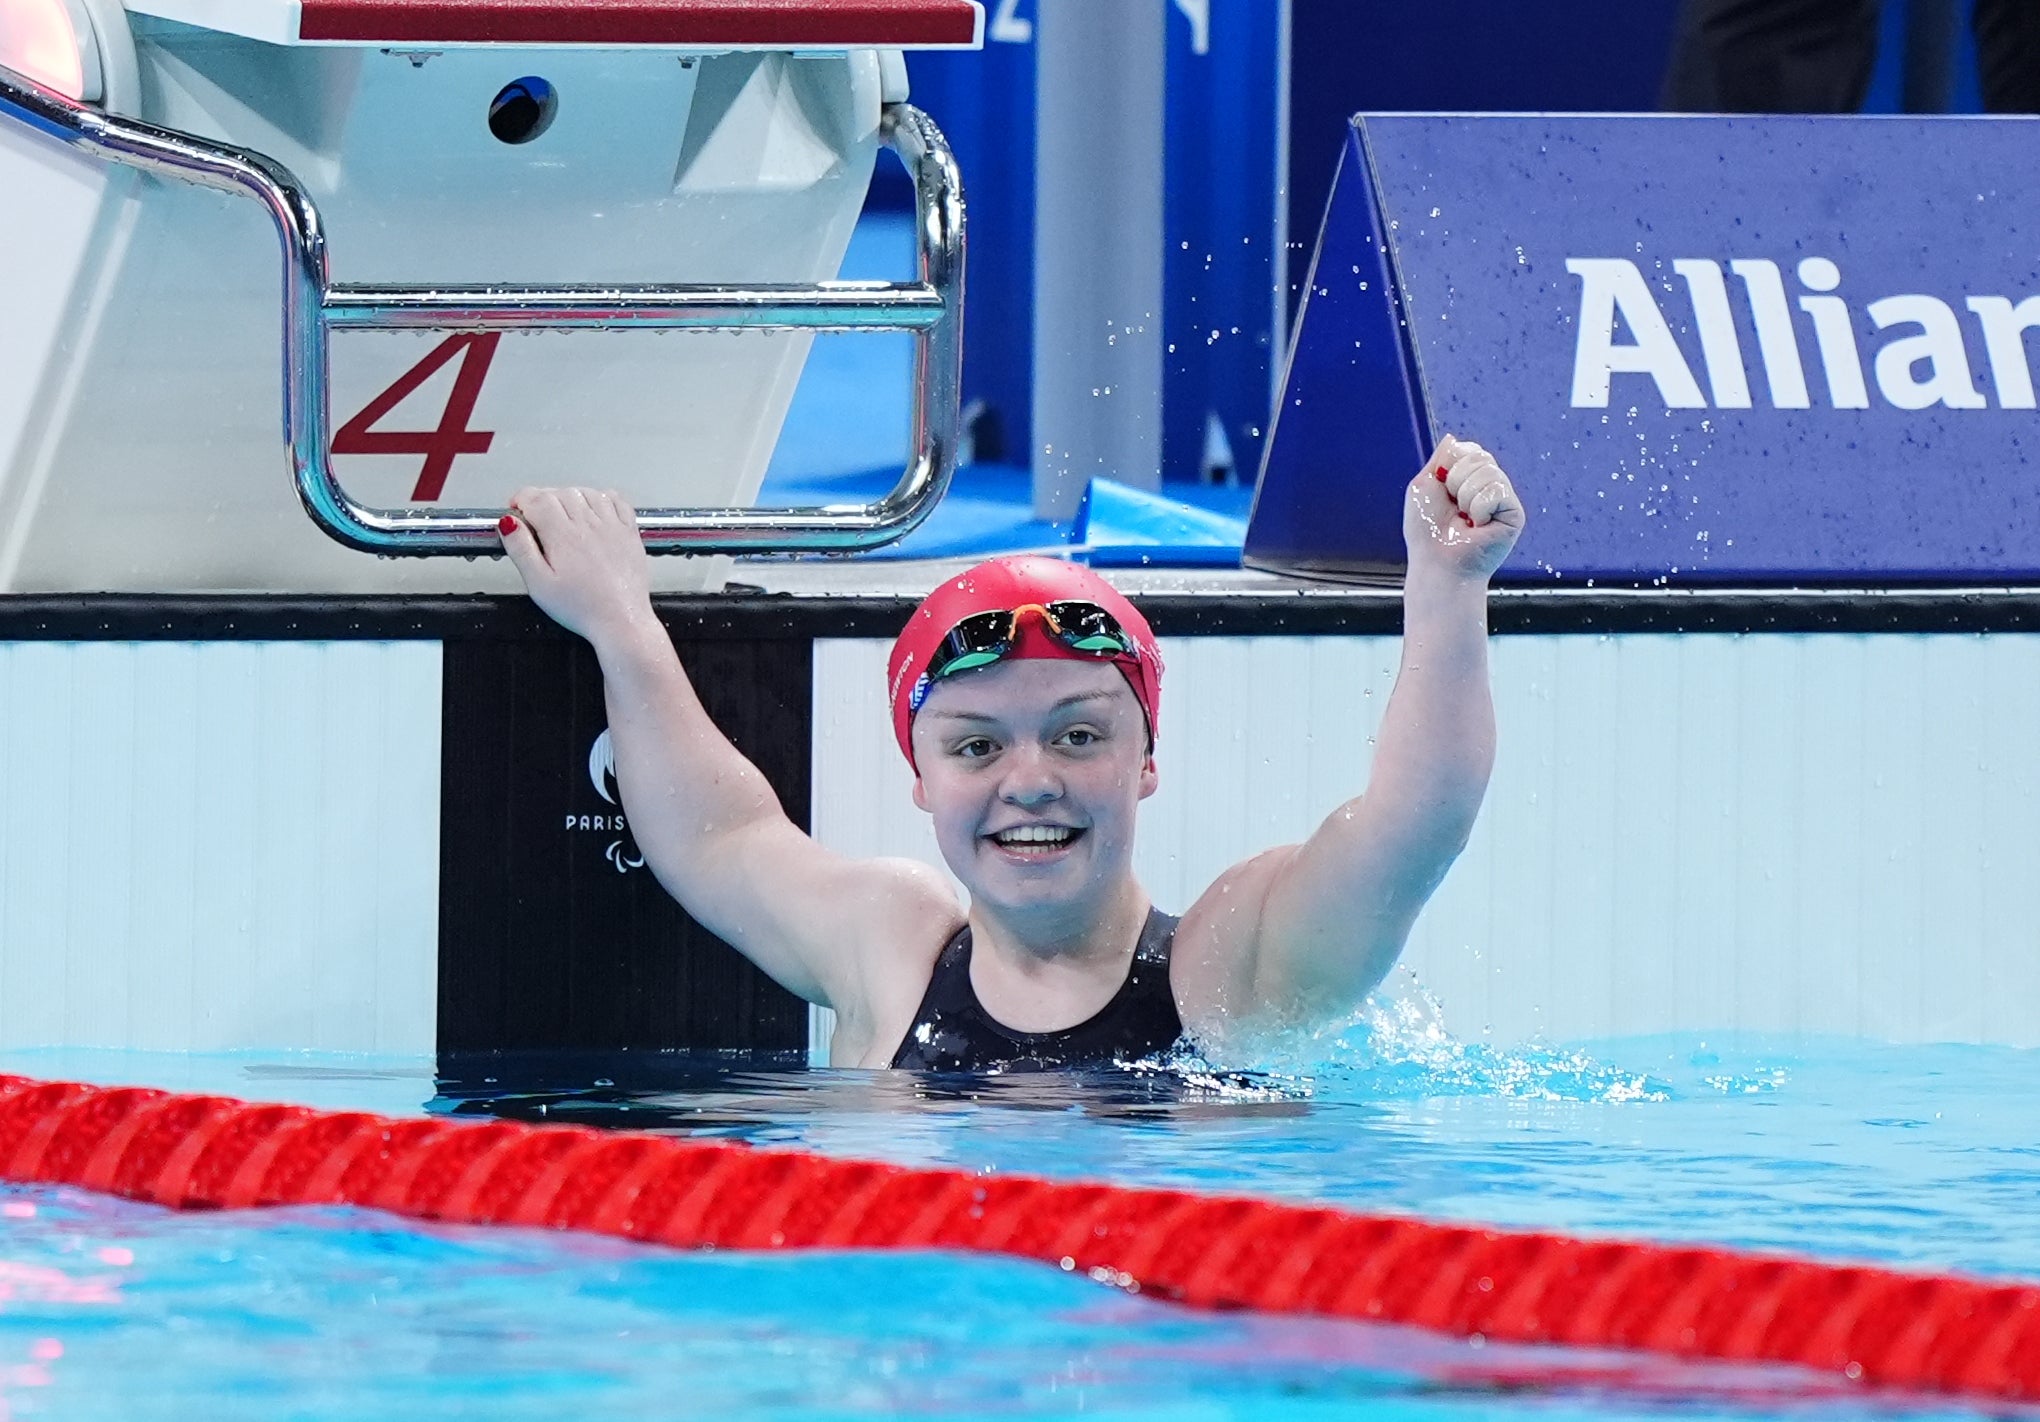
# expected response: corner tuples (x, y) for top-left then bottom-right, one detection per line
(333, 334), (502, 500)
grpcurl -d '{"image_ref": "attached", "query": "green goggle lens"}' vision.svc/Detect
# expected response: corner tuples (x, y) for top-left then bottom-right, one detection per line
(938, 647), (1008, 674)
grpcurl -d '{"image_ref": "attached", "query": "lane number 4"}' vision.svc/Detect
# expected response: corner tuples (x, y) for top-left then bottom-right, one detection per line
(333, 333), (502, 501)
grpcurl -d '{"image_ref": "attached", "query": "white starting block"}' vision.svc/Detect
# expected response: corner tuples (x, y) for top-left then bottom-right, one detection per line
(0, 0), (977, 591)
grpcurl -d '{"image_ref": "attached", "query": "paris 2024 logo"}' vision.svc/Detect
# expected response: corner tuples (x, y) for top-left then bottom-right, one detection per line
(574, 729), (644, 874)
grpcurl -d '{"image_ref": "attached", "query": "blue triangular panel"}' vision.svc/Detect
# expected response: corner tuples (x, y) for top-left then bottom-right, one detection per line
(1243, 121), (1431, 584)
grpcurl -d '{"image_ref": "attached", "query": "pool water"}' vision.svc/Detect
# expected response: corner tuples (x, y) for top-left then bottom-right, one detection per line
(0, 1013), (2035, 1420)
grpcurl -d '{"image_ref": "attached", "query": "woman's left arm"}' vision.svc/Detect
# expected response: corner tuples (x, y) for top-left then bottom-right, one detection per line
(1174, 437), (1525, 1035)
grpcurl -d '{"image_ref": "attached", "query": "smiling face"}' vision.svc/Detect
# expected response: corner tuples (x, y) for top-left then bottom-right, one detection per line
(909, 657), (1158, 921)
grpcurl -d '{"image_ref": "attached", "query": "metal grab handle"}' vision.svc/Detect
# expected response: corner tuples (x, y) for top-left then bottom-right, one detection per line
(0, 67), (964, 556)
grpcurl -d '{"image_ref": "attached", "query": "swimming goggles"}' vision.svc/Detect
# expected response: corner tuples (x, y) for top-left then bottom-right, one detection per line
(910, 601), (1140, 712)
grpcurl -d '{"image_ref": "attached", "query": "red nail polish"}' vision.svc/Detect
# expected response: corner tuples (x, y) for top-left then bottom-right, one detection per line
(1435, 467), (1449, 481)
(498, 514), (518, 535)
(1458, 512), (1474, 526)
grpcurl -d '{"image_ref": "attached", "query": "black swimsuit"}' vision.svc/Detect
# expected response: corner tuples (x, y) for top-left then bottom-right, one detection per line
(890, 908), (1184, 1071)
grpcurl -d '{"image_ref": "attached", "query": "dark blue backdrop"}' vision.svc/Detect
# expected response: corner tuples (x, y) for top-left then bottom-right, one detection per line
(893, 0), (1985, 496)
(901, 1), (1285, 481)
(902, 0), (1689, 484)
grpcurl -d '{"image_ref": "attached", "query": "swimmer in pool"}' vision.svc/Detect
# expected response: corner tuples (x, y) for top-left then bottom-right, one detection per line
(500, 435), (1523, 1070)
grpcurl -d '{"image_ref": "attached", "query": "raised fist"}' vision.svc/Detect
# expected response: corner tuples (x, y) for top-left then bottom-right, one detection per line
(1402, 435), (1524, 584)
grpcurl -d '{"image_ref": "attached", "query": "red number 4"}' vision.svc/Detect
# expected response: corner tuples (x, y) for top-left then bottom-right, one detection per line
(334, 333), (502, 501)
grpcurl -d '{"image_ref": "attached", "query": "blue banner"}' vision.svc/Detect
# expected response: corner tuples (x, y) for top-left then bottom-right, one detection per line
(1251, 115), (2040, 583)
(905, 0), (1284, 481)
(1163, 0), (1285, 489)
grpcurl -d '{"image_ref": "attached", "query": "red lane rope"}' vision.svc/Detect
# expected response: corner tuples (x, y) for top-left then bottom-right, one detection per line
(2, 1073), (2034, 1402)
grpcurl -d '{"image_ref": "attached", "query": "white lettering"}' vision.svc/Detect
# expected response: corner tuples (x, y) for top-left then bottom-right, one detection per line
(1795, 258), (1869, 409)
(1172, 0), (1211, 54)
(1570, 254), (2037, 411)
(1868, 295), (1986, 410)
(566, 813), (629, 832)
(1728, 259), (1811, 409)
(989, 0), (1031, 44)
(1965, 295), (2040, 409)
(1673, 259), (1751, 408)
(1566, 258), (1707, 409)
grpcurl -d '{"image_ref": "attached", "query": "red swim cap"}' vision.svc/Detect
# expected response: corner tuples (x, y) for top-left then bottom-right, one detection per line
(887, 556), (1163, 769)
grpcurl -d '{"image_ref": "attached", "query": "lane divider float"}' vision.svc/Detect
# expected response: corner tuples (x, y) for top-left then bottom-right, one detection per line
(0, 1073), (2032, 1401)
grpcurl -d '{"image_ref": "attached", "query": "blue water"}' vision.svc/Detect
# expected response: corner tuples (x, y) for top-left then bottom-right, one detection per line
(1, 1022), (2035, 1420)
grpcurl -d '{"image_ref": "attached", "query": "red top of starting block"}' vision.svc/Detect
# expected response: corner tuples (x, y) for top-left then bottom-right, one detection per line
(131, 0), (984, 47)
(300, 0), (982, 44)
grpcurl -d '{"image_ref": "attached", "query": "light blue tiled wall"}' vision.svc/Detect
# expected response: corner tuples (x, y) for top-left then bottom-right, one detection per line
(0, 641), (441, 1052)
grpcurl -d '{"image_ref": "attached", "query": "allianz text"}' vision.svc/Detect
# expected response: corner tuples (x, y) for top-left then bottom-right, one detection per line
(1567, 258), (2040, 411)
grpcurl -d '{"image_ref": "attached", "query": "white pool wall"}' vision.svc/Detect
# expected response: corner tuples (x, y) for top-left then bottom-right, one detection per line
(0, 641), (440, 1054)
(4, 630), (2036, 1056)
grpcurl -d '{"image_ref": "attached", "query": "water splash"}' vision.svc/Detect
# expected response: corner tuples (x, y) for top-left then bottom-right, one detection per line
(1159, 973), (1673, 1104)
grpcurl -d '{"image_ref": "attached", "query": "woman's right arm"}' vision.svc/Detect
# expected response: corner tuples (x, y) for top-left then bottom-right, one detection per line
(500, 488), (956, 1015)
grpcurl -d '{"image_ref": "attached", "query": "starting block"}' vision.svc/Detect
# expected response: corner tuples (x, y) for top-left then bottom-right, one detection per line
(0, 0), (978, 591)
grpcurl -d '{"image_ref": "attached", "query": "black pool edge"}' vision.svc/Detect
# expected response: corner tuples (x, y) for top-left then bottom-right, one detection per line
(10, 586), (2040, 640)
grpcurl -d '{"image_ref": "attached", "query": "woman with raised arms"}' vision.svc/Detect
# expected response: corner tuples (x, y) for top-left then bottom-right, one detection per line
(499, 437), (1524, 1070)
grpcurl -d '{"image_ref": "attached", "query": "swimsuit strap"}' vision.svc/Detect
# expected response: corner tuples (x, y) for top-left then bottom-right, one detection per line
(890, 907), (1183, 1072)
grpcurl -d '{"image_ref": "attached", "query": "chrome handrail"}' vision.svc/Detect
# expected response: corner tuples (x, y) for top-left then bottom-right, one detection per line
(0, 67), (965, 556)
